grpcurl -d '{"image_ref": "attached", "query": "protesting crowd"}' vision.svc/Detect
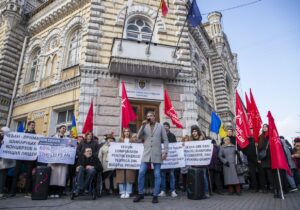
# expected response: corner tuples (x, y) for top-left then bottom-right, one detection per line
(0, 110), (300, 203)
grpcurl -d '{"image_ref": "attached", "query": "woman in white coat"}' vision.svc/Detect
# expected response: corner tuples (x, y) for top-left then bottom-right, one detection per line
(49, 125), (69, 198)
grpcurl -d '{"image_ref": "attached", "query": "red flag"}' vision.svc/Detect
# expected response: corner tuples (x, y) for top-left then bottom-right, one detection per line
(245, 93), (253, 130)
(249, 89), (262, 142)
(235, 91), (250, 149)
(160, 0), (168, 16)
(82, 99), (93, 134)
(121, 81), (136, 128)
(267, 111), (291, 175)
(164, 89), (183, 128)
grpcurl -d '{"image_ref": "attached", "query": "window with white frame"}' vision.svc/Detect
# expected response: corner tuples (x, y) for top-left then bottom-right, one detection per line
(28, 49), (40, 83)
(126, 18), (152, 42)
(67, 30), (81, 67)
(56, 109), (74, 134)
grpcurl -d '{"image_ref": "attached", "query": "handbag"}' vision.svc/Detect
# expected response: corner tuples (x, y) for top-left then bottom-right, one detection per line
(258, 141), (269, 160)
(235, 151), (249, 176)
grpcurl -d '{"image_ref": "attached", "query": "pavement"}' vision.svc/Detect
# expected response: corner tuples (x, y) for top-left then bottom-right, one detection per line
(0, 191), (299, 210)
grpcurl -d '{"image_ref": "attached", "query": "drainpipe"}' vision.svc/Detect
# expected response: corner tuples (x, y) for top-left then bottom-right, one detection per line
(6, 36), (29, 127)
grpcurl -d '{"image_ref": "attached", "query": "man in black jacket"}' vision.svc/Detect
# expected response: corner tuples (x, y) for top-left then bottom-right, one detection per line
(74, 147), (102, 195)
(9, 121), (37, 198)
(158, 122), (178, 198)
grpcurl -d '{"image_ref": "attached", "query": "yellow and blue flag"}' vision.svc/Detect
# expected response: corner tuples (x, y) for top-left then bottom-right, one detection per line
(71, 114), (78, 138)
(210, 112), (221, 133)
(219, 123), (227, 138)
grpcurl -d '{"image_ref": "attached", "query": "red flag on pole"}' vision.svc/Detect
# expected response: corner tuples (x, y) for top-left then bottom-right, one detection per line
(121, 81), (136, 128)
(245, 93), (253, 130)
(249, 89), (262, 142)
(267, 111), (291, 175)
(160, 0), (168, 16)
(82, 99), (93, 134)
(235, 91), (250, 149)
(164, 89), (183, 128)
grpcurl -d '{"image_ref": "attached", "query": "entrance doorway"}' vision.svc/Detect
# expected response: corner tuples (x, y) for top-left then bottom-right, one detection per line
(129, 102), (160, 134)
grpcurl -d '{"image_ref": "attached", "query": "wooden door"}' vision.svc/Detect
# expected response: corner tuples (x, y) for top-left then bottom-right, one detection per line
(129, 102), (160, 134)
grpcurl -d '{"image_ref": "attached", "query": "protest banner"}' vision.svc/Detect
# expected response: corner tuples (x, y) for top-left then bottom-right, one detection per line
(37, 137), (77, 165)
(0, 132), (40, 161)
(184, 140), (213, 166)
(108, 142), (143, 169)
(161, 142), (185, 169)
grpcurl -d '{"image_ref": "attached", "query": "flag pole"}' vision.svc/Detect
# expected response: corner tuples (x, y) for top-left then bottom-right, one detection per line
(277, 169), (285, 200)
(172, 17), (188, 58)
(118, 6), (128, 52)
(146, 4), (161, 54)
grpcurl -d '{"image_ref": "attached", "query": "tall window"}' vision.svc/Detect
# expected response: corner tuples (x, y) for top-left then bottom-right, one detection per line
(126, 18), (152, 42)
(67, 30), (81, 67)
(56, 109), (74, 133)
(28, 49), (40, 83)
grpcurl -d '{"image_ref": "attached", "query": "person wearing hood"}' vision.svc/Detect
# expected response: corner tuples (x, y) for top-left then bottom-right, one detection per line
(189, 125), (210, 198)
(9, 121), (36, 198)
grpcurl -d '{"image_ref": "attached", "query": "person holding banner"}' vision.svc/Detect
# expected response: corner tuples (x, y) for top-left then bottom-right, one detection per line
(49, 125), (69, 198)
(190, 125), (210, 198)
(98, 134), (117, 195)
(133, 111), (168, 204)
(158, 122), (178, 198)
(116, 128), (136, 199)
(218, 137), (245, 195)
(9, 121), (36, 198)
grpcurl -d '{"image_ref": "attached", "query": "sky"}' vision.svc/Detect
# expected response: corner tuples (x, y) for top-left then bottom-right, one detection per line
(197, 0), (300, 141)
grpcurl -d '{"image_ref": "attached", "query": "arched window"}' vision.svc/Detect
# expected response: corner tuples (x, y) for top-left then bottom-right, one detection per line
(67, 30), (81, 67)
(126, 18), (152, 41)
(44, 57), (52, 78)
(28, 49), (40, 83)
(51, 54), (58, 75)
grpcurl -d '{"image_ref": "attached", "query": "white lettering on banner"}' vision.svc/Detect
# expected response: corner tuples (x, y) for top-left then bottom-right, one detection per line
(108, 143), (144, 169)
(37, 137), (77, 165)
(0, 132), (41, 161)
(184, 140), (213, 166)
(161, 142), (185, 169)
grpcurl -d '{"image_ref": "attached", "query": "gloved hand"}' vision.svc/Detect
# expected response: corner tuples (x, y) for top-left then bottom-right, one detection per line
(225, 162), (230, 167)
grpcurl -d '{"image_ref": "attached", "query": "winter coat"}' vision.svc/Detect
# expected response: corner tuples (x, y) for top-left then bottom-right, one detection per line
(218, 144), (245, 185)
(137, 122), (168, 163)
(166, 131), (177, 143)
(258, 134), (271, 168)
(116, 138), (136, 184)
(77, 154), (102, 172)
(209, 144), (222, 172)
(98, 143), (114, 172)
(77, 140), (99, 156)
(281, 139), (296, 169)
(242, 137), (258, 163)
(48, 134), (68, 186)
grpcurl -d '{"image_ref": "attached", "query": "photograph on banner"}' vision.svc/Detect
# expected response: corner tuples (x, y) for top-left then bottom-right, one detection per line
(161, 142), (185, 169)
(0, 132), (40, 161)
(37, 137), (77, 165)
(107, 142), (144, 169)
(184, 140), (213, 166)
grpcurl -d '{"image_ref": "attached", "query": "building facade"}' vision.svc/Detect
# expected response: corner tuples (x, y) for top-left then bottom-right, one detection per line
(0, 0), (239, 138)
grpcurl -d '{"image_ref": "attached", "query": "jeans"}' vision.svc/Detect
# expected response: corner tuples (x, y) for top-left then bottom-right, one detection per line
(119, 183), (133, 194)
(286, 171), (297, 189)
(76, 166), (96, 192)
(138, 162), (161, 196)
(203, 168), (209, 194)
(161, 169), (175, 192)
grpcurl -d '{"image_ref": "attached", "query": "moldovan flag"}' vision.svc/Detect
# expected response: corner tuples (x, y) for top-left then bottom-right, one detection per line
(160, 0), (168, 16)
(235, 91), (250, 149)
(219, 123), (227, 138)
(267, 111), (291, 175)
(82, 99), (93, 134)
(71, 114), (78, 138)
(164, 89), (183, 128)
(121, 81), (136, 128)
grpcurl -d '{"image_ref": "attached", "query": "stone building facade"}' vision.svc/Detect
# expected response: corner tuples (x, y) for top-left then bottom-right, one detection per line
(0, 0), (239, 138)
